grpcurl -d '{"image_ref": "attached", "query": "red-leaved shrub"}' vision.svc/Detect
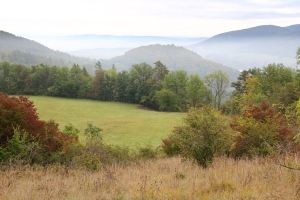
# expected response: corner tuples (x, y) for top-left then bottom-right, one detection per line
(0, 92), (77, 151)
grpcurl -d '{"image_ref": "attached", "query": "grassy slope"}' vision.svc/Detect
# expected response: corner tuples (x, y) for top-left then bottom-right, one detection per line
(29, 96), (184, 148)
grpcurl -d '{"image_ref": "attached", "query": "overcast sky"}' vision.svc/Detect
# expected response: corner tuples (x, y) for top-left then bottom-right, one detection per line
(1, 0), (300, 37)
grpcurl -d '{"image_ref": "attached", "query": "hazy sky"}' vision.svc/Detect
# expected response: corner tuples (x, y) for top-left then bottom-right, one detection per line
(2, 0), (300, 37)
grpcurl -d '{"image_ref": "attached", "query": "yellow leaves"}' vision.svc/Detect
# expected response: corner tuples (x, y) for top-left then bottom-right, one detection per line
(239, 77), (265, 108)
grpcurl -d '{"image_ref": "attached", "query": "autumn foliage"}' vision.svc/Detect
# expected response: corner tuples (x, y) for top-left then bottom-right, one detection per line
(0, 92), (77, 152)
(230, 101), (299, 158)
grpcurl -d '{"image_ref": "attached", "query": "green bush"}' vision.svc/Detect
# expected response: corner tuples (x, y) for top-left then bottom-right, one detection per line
(0, 127), (42, 165)
(164, 106), (233, 168)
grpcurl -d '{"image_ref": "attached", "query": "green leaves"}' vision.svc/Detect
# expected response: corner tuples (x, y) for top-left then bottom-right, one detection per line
(297, 47), (300, 66)
(155, 89), (180, 112)
(165, 106), (233, 168)
(84, 123), (103, 142)
(204, 70), (229, 110)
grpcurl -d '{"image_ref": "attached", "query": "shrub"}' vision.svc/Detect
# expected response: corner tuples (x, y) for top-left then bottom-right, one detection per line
(230, 101), (299, 158)
(0, 127), (43, 165)
(164, 106), (233, 168)
(84, 122), (103, 143)
(161, 137), (181, 157)
(136, 145), (158, 159)
(0, 93), (78, 163)
(0, 93), (44, 145)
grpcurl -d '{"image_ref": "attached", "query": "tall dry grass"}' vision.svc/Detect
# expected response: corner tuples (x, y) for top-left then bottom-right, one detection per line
(0, 157), (299, 199)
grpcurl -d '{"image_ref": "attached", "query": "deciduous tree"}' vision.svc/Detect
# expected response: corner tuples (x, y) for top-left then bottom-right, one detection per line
(205, 70), (229, 110)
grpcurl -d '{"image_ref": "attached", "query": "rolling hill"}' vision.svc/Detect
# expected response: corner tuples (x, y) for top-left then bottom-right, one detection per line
(103, 44), (239, 81)
(64, 35), (207, 59)
(0, 31), (238, 80)
(187, 25), (300, 70)
(0, 31), (98, 73)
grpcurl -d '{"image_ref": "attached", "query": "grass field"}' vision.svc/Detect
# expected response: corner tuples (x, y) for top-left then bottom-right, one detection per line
(28, 96), (185, 148)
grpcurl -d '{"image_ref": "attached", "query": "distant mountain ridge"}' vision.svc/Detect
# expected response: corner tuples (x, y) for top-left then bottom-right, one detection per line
(187, 24), (300, 70)
(0, 31), (238, 80)
(22, 34), (208, 57)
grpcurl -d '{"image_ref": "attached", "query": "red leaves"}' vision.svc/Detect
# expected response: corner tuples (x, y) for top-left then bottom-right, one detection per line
(230, 100), (299, 158)
(0, 92), (77, 151)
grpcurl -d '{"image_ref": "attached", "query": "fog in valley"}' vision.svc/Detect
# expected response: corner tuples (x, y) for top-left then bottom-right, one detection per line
(24, 24), (300, 71)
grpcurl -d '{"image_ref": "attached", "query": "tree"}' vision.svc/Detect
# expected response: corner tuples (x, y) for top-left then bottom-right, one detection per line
(0, 61), (11, 93)
(258, 63), (294, 101)
(163, 70), (188, 111)
(297, 47), (300, 66)
(155, 89), (180, 111)
(115, 71), (130, 102)
(231, 68), (260, 95)
(92, 67), (105, 100)
(103, 68), (118, 101)
(47, 66), (71, 97)
(186, 74), (210, 107)
(153, 61), (169, 89)
(205, 70), (229, 110)
(128, 63), (154, 105)
(94, 61), (102, 70)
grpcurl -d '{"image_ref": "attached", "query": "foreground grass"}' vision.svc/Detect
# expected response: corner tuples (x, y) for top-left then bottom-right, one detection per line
(1, 157), (299, 199)
(28, 96), (184, 148)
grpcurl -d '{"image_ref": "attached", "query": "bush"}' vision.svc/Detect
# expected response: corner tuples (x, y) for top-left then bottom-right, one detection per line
(162, 137), (181, 157)
(230, 101), (299, 158)
(0, 93), (78, 164)
(164, 106), (233, 168)
(0, 127), (41, 164)
(136, 145), (159, 159)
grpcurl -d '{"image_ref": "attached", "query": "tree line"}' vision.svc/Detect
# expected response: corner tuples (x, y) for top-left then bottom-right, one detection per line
(0, 60), (230, 111)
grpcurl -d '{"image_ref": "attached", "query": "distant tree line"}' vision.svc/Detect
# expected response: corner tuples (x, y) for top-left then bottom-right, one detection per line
(0, 49), (96, 74)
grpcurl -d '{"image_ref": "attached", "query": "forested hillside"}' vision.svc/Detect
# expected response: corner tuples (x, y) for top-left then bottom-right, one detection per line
(105, 44), (239, 81)
(0, 31), (98, 73)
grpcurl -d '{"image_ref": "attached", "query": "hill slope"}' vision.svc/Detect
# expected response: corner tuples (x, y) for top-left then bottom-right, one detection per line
(104, 44), (239, 80)
(187, 25), (300, 70)
(0, 31), (97, 73)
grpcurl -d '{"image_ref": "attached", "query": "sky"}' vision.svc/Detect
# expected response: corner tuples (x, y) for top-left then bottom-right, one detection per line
(1, 0), (300, 37)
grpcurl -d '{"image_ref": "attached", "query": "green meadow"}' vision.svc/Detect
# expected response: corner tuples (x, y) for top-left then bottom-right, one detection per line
(28, 96), (185, 148)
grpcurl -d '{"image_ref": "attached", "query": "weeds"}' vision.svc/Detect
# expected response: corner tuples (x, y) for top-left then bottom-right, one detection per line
(1, 157), (300, 199)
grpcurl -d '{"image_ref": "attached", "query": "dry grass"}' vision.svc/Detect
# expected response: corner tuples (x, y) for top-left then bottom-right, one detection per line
(1, 157), (300, 200)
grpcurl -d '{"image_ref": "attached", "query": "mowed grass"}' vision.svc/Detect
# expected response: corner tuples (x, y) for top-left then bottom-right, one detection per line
(28, 96), (185, 148)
